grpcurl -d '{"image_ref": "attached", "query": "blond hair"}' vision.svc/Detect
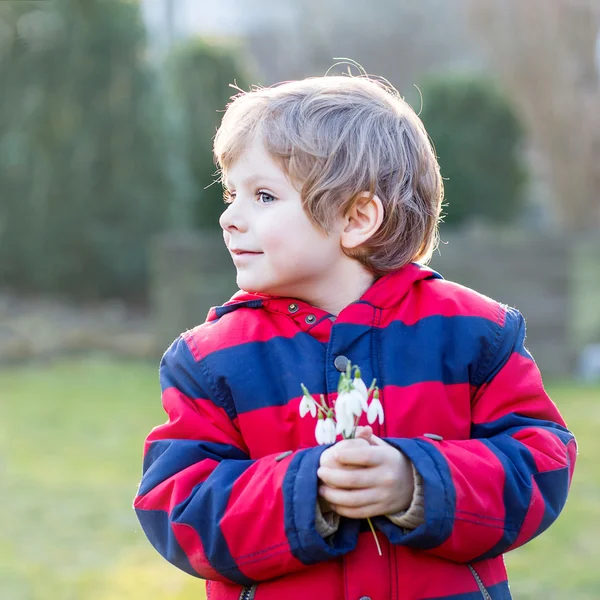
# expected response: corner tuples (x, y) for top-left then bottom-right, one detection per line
(213, 75), (443, 274)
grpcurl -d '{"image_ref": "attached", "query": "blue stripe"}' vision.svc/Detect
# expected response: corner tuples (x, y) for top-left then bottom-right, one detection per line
(472, 414), (573, 560)
(202, 332), (329, 415)
(472, 413), (574, 446)
(215, 299), (264, 318)
(474, 438), (534, 560)
(170, 459), (256, 586)
(532, 467), (571, 540)
(423, 580), (512, 599)
(476, 306), (532, 386)
(204, 315), (500, 415)
(135, 508), (200, 577)
(139, 439), (249, 496)
(374, 438), (456, 549)
(161, 336), (237, 420)
(283, 446), (360, 564)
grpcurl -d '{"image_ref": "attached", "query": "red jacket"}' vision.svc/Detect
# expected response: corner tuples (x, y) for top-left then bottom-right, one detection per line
(134, 264), (576, 600)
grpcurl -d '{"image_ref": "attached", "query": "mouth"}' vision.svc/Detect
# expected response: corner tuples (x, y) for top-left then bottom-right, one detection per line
(230, 249), (262, 256)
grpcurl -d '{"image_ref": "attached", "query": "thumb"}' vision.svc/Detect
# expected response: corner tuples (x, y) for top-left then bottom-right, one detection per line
(355, 425), (384, 446)
(363, 430), (388, 447)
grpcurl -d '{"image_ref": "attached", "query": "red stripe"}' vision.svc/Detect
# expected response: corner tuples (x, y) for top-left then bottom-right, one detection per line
(171, 521), (225, 581)
(434, 439), (506, 562)
(238, 383), (472, 457)
(144, 387), (248, 456)
(511, 427), (569, 473)
(184, 314), (300, 355)
(566, 439), (577, 485)
(134, 458), (219, 513)
(506, 478), (545, 552)
(219, 454), (305, 579)
(472, 352), (565, 426)
(377, 280), (505, 328)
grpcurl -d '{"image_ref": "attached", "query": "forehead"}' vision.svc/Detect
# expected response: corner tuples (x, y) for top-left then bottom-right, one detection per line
(224, 137), (289, 189)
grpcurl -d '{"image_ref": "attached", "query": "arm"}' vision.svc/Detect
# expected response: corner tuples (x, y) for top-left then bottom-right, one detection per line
(133, 336), (359, 585)
(374, 307), (577, 562)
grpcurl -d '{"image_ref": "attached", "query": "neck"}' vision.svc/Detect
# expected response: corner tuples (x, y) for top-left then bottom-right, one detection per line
(304, 258), (377, 316)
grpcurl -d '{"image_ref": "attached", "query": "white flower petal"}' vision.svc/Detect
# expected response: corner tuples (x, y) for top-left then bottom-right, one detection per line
(299, 397), (309, 418)
(367, 397), (384, 425)
(348, 389), (364, 417)
(366, 400), (377, 424)
(323, 418), (337, 444)
(353, 377), (369, 411)
(315, 420), (326, 445)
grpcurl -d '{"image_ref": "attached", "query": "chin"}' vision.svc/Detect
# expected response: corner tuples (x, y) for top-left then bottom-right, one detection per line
(236, 276), (266, 294)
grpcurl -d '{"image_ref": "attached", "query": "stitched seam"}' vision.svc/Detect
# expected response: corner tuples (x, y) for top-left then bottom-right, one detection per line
(455, 510), (505, 522)
(473, 303), (505, 392)
(454, 517), (519, 532)
(232, 542), (289, 561)
(222, 547), (292, 572)
(184, 333), (239, 422)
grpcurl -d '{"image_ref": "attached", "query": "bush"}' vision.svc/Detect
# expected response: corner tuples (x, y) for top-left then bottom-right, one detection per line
(165, 37), (250, 230)
(419, 72), (527, 227)
(0, 0), (190, 301)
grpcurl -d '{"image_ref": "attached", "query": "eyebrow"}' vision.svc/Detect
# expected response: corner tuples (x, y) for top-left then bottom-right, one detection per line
(224, 174), (284, 189)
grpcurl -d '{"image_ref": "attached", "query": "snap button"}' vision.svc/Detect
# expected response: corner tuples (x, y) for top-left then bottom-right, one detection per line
(424, 433), (444, 441)
(358, 597), (372, 600)
(275, 450), (293, 462)
(288, 303), (299, 313)
(334, 355), (349, 372)
(305, 314), (316, 324)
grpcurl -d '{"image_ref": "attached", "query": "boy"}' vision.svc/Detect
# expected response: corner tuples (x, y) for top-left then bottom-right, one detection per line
(134, 75), (576, 600)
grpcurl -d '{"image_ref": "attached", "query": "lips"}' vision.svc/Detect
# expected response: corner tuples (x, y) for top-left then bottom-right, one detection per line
(230, 249), (262, 255)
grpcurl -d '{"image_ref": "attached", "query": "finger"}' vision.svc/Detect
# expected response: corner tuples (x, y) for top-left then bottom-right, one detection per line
(365, 433), (389, 447)
(317, 465), (377, 489)
(330, 504), (381, 520)
(321, 439), (371, 468)
(354, 426), (373, 442)
(335, 445), (386, 468)
(319, 485), (381, 509)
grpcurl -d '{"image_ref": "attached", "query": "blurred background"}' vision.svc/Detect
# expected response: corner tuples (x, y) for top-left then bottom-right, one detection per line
(1, 0), (599, 598)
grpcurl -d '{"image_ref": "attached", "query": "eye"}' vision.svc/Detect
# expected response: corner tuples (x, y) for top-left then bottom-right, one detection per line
(223, 190), (235, 204)
(257, 190), (276, 204)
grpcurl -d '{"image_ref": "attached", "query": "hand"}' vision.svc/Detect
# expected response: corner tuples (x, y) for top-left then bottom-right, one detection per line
(317, 426), (414, 519)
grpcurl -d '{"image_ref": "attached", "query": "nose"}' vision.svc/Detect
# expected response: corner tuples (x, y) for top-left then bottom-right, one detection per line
(219, 198), (247, 233)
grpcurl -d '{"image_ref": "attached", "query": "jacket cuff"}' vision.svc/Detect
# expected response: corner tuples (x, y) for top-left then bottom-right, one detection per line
(385, 463), (425, 529)
(315, 500), (341, 538)
(371, 437), (454, 549)
(283, 445), (359, 564)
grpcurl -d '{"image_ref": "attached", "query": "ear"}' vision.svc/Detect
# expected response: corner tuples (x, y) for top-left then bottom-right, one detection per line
(340, 193), (384, 250)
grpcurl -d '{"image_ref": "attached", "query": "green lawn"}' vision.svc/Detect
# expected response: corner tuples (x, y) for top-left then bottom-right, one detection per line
(2, 359), (599, 599)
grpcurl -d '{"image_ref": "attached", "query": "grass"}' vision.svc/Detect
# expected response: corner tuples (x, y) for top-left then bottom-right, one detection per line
(1, 359), (598, 599)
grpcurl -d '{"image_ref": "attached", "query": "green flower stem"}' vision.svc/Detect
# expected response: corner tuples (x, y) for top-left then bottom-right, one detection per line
(367, 517), (382, 556)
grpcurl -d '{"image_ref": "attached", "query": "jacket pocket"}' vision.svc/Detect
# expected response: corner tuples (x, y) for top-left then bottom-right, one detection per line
(468, 564), (492, 600)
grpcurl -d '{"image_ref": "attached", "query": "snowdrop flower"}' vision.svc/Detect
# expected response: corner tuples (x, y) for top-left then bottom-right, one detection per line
(367, 389), (384, 425)
(299, 386), (317, 418)
(335, 389), (363, 437)
(315, 413), (337, 445)
(352, 369), (369, 412)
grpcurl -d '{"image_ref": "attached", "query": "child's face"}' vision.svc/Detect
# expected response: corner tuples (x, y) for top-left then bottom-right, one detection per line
(220, 137), (346, 299)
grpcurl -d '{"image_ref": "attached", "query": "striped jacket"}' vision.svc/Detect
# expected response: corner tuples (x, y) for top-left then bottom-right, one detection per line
(134, 263), (577, 600)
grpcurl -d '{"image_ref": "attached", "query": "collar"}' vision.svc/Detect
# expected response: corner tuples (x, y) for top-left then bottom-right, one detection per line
(206, 263), (442, 324)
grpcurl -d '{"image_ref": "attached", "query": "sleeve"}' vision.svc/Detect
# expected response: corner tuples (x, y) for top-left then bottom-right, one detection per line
(133, 336), (359, 585)
(372, 306), (577, 562)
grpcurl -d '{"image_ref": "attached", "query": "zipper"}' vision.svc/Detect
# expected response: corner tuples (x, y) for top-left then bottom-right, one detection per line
(468, 564), (492, 600)
(239, 584), (258, 600)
